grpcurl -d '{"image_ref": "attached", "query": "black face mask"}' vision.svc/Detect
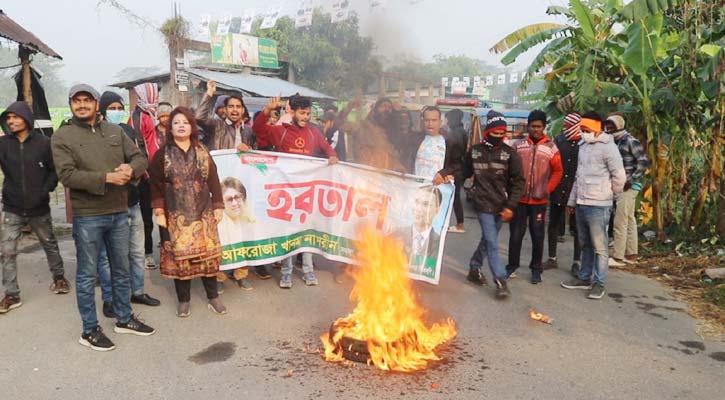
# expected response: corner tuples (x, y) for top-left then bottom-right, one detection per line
(486, 136), (503, 146)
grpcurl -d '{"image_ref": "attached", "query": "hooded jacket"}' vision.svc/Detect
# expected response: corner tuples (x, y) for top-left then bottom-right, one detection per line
(0, 102), (58, 217)
(567, 133), (626, 207)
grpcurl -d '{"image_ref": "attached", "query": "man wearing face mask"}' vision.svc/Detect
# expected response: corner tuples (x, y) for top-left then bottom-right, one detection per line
(98, 91), (161, 310)
(463, 111), (525, 299)
(507, 110), (563, 285)
(561, 112), (625, 300)
(0, 101), (69, 314)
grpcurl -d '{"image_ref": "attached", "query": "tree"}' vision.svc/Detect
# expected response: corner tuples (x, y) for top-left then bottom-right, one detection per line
(490, 0), (724, 238)
(252, 9), (381, 98)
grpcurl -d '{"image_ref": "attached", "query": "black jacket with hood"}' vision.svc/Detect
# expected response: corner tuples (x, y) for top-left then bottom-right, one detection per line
(0, 101), (58, 217)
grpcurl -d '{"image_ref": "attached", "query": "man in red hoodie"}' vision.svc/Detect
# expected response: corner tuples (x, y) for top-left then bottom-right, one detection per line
(506, 110), (563, 284)
(251, 95), (337, 288)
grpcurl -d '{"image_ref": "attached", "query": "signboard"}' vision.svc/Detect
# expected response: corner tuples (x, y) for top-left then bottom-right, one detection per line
(211, 33), (279, 69)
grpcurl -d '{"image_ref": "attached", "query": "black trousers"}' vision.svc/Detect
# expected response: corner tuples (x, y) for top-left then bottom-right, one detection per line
(138, 179), (155, 255)
(174, 277), (218, 302)
(548, 203), (582, 261)
(453, 178), (464, 225)
(508, 203), (547, 272)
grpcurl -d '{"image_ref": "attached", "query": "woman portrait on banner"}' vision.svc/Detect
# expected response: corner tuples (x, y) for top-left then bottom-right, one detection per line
(148, 106), (227, 318)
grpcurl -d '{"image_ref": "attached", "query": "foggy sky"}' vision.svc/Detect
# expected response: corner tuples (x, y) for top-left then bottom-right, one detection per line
(2, 0), (568, 90)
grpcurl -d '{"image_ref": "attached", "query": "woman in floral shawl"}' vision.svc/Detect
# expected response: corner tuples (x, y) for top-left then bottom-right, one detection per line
(149, 106), (227, 317)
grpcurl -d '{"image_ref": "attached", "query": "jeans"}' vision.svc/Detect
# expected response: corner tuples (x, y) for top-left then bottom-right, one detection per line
(576, 205), (612, 286)
(73, 212), (132, 333)
(508, 203), (547, 272)
(96, 205), (146, 300)
(469, 213), (506, 280)
(2, 212), (64, 297)
(282, 253), (313, 275)
(612, 189), (639, 259)
(548, 203), (581, 262)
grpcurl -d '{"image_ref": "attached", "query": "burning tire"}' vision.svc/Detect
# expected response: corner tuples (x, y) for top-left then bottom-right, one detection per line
(328, 323), (371, 364)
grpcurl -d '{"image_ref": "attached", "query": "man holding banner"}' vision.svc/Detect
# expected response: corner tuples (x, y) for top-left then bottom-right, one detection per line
(250, 95), (338, 288)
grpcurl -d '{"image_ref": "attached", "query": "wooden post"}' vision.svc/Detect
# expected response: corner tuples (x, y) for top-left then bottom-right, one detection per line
(398, 79), (404, 101)
(414, 82), (421, 104)
(19, 46), (33, 109)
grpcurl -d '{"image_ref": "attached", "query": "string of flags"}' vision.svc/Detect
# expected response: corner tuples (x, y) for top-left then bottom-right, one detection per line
(442, 66), (554, 91)
(195, 0), (407, 39)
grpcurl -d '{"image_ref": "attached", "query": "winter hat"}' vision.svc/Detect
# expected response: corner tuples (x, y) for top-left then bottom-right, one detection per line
(484, 110), (507, 136)
(214, 95), (229, 111)
(563, 112), (582, 140)
(158, 102), (173, 118)
(606, 115), (625, 131)
(98, 91), (124, 117)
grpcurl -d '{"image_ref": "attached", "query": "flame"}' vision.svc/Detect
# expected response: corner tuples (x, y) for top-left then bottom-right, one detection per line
(529, 309), (553, 324)
(321, 226), (457, 372)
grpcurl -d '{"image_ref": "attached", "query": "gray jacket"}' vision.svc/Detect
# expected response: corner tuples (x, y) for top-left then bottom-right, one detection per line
(195, 94), (256, 151)
(567, 133), (626, 207)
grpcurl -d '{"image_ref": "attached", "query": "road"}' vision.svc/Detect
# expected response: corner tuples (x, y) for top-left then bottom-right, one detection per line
(1, 205), (724, 400)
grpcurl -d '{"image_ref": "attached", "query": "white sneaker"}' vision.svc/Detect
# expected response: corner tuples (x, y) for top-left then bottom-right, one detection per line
(608, 257), (626, 267)
(145, 255), (158, 270)
(448, 226), (465, 233)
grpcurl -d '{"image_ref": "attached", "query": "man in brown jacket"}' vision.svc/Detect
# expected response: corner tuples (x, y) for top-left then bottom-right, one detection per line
(52, 84), (155, 352)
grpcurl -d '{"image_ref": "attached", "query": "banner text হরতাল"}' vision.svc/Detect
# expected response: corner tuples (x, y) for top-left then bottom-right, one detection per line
(264, 180), (391, 229)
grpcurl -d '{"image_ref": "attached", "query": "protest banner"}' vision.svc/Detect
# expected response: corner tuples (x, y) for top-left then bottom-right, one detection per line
(211, 150), (454, 285)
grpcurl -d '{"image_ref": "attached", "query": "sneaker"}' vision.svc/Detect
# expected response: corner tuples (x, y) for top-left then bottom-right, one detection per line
(78, 326), (115, 351)
(279, 273), (292, 289)
(144, 255), (157, 270)
(131, 293), (161, 306)
(495, 279), (510, 299)
(570, 262), (581, 278)
(236, 278), (254, 291)
(254, 265), (271, 280)
(447, 226), (465, 233)
(176, 302), (190, 318)
(102, 301), (116, 318)
(587, 284), (606, 299)
(0, 295), (22, 314)
(216, 281), (224, 295)
(467, 268), (488, 286)
(50, 277), (70, 294)
(561, 278), (593, 290)
(207, 298), (227, 315)
(543, 258), (558, 270)
(303, 271), (319, 286)
(530, 270), (542, 285)
(114, 314), (156, 336)
(624, 255), (639, 264)
(608, 257), (626, 267)
(505, 265), (518, 280)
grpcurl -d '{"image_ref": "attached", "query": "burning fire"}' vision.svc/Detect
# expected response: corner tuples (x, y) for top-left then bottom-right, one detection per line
(321, 227), (457, 372)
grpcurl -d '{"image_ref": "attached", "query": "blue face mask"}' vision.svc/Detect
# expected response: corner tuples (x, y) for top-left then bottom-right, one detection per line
(105, 110), (127, 125)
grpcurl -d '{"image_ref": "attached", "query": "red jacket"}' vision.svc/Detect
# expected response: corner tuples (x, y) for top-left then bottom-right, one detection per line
(511, 136), (563, 205)
(128, 108), (160, 162)
(253, 112), (337, 158)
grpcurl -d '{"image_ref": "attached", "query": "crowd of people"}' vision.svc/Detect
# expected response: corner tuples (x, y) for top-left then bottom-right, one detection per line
(0, 80), (648, 352)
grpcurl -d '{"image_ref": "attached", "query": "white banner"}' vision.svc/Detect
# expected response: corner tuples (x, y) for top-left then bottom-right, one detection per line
(331, 1), (351, 22)
(260, 8), (281, 29)
(240, 10), (255, 34)
(295, 1), (314, 28)
(211, 150), (455, 285)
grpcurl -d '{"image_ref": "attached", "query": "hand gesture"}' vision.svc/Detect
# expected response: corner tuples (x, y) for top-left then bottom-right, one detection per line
(115, 164), (134, 180)
(433, 173), (445, 185)
(206, 80), (217, 97)
(236, 143), (251, 153)
(106, 172), (130, 186)
(265, 96), (282, 113)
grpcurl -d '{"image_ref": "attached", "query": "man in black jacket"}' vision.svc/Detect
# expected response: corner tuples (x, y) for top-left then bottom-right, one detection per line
(0, 101), (68, 314)
(444, 109), (468, 233)
(462, 110), (525, 299)
(545, 113), (583, 277)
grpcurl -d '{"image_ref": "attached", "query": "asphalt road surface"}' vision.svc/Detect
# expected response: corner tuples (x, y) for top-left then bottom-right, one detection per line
(1, 208), (724, 400)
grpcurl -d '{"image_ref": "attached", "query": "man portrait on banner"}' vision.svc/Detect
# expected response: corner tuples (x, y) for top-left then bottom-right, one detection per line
(394, 186), (442, 277)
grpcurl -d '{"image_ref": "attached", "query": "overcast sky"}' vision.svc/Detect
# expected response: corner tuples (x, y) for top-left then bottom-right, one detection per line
(2, 0), (568, 89)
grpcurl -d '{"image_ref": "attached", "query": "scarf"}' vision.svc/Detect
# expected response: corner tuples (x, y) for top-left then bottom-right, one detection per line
(133, 83), (159, 120)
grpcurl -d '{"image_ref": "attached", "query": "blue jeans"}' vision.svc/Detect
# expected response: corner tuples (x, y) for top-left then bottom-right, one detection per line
(96, 205), (146, 300)
(282, 253), (313, 275)
(469, 213), (506, 280)
(73, 212), (132, 333)
(575, 205), (612, 286)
